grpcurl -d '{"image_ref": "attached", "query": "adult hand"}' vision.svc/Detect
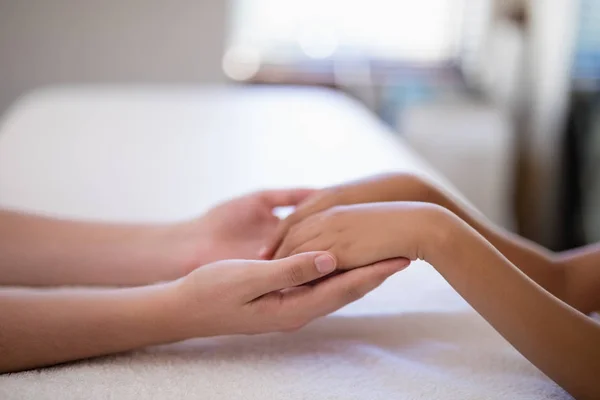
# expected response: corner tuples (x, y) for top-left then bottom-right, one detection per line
(172, 252), (410, 337)
(178, 189), (315, 272)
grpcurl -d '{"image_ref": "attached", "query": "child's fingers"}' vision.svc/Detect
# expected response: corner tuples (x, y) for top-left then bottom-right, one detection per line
(259, 193), (331, 259)
(275, 214), (327, 260)
(271, 240), (290, 260)
(259, 217), (296, 259)
(288, 240), (329, 259)
(272, 226), (314, 260)
(257, 189), (319, 260)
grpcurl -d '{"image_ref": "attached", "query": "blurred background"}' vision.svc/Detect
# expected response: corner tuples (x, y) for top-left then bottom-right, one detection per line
(0, 0), (598, 250)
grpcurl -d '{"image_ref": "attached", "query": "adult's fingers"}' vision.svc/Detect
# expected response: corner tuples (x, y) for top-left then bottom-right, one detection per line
(248, 252), (338, 299)
(283, 258), (410, 324)
(257, 189), (316, 209)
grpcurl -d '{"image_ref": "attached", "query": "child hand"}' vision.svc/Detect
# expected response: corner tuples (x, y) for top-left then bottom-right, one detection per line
(273, 202), (450, 269)
(261, 173), (437, 259)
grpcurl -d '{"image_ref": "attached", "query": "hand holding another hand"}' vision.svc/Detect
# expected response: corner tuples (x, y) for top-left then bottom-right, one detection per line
(175, 189), (315, 275)
(170, 251), (410, 338)
(260, 173), (438, 260)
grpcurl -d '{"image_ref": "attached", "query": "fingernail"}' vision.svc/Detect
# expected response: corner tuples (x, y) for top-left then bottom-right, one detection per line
(315, 254), (336, 274)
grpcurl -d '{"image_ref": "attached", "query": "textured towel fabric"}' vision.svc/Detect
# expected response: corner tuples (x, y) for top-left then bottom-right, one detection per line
(0, 262), (569, 400)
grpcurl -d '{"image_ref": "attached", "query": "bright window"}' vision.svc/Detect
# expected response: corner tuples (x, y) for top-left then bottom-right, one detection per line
(225, 0), (468, 77)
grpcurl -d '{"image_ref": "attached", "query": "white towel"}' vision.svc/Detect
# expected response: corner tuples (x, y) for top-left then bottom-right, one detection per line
(0, 262), (569, 399)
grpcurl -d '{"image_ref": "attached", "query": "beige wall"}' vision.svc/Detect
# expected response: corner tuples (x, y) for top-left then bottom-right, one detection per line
(0, 0), (228, 116)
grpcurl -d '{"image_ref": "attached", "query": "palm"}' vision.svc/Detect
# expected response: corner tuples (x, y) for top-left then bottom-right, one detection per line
(199, 191), (312, 263)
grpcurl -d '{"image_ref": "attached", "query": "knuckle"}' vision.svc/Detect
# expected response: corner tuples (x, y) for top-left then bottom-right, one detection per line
(301, 214), (319, 230)
(291, 242), (314, 256)
(285, 225), (310, 249)
(338, 239), (352, 252)
(285, 264), (307, 286)
(314, 211), (328, 224)
(312, 213), (332, 231)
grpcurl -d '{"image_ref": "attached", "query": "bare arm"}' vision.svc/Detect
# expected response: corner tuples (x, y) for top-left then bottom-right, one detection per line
(399, 176), (560, 298)
(285, 173), (575, 309)
(414, 175), (600, 314)
(557, 244), (600, 314)
(265, 173), (567, 304)
(0, 210), (195, 286)
(0, 253), (407, 373)
(425, 209), (600, 400)
(273, 202), (600, 399)
(0, 283), (180, 372)
(0, 189), (315, 286)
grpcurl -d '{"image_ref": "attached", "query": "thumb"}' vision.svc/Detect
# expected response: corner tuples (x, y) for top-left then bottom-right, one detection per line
(253, 252), (337, 295)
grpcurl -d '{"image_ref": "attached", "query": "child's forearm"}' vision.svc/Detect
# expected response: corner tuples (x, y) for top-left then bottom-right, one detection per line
(396, 176), (568, 307)
(0, 284), (182, 373)
(345, 174), (562, 298)
(423, 209), (600, 400)
(0, 210), (197, 286)
(555, 244), (600, 313)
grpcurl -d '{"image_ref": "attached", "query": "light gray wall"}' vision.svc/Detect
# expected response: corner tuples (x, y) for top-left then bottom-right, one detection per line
(0, 0), (228, 116)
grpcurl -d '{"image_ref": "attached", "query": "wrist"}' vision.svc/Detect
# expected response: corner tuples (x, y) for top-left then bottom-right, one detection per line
(417, 204), (465, 263)
(131, 280), (192, 345)
(161, 220), (215, 279)
(168, 272), (227, 339)
(397, 174), (442, 204)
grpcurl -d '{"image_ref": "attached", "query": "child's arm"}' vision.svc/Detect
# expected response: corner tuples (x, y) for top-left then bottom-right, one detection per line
(0, 189), (313, 286)
(274, 203), (600, 400)
(264, 174), (575, 312)
(0, 252), (408, 373)
(556, 244), (600, 314)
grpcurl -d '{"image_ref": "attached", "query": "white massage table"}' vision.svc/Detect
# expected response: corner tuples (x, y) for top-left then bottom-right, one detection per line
(0, 86), (568, 399)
